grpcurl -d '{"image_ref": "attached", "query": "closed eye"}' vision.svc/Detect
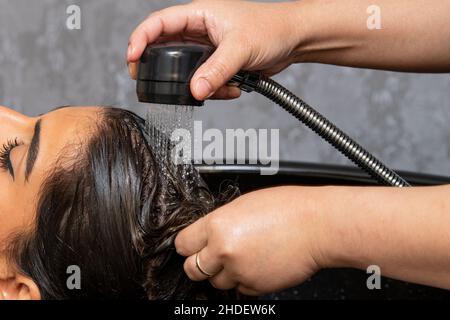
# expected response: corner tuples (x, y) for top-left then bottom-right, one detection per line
(0, 138), (23, 179)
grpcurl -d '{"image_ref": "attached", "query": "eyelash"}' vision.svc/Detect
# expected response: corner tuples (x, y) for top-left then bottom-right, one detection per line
(0, 138), (23, 173)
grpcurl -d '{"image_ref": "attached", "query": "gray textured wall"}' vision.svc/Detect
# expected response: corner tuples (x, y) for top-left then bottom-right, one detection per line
(1, 0), (450, 176)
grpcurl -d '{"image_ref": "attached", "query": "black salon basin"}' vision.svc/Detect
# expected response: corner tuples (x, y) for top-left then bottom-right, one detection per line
(198, 161), (450, 300)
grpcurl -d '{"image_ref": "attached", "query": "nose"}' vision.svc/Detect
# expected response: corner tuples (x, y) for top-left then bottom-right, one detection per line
(0, 106), (35, 142)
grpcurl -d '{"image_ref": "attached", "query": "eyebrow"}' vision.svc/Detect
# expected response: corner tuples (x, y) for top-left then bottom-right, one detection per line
(25, 119), (42, 182)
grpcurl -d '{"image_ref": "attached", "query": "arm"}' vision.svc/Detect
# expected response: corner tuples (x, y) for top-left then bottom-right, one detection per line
(322, 184), (450, 289)
(296, 0), (450, 72)
(175, 185), (450, 295)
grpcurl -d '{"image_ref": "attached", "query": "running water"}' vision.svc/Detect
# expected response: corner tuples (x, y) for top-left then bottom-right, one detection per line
(145, 105), (197, 198)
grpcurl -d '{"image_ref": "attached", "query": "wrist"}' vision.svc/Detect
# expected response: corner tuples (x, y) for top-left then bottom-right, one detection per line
(288, 185), (354, 270)
(288, 0), (330, 64)
(289, 0), (365, 65)
(284, 0), (313, 64)
(311, 186), (367, 270)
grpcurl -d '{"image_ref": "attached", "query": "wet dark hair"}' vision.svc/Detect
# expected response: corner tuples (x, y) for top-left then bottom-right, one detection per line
(8, 107), (239, 299)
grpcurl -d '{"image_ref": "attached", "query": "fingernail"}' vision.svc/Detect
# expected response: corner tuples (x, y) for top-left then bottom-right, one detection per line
(128, 63), (133, 77)
(195, 78), (213, 99)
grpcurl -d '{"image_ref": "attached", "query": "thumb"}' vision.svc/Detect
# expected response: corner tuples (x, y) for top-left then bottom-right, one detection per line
(191, 38), (249, 100)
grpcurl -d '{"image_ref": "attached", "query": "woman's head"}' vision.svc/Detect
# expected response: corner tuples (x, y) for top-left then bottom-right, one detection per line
(0, 105), (236, 300)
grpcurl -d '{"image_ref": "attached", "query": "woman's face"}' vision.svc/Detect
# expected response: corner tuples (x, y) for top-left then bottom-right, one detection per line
(0, 105), (100, 299)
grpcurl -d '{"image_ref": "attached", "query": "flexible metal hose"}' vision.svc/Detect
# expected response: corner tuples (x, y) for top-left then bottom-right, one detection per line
(237, 74), (410, 187)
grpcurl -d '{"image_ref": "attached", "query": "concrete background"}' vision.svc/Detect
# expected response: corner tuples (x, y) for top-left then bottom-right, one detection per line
(1, 0), (450, 176)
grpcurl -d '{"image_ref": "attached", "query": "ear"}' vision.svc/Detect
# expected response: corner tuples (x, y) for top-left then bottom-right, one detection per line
(0, 274), (41, 300)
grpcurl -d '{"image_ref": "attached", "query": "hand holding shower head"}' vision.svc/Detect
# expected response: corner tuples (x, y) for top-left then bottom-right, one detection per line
(136, 42), (410, 187)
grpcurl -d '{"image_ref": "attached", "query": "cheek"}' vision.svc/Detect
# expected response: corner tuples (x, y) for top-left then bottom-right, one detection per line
(0, 176), (33, 245)
(0, 176), (15, 244)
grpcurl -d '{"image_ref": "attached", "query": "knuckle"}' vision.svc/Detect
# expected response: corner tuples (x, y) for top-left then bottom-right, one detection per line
(206, 214), (223, 232)
(216, 242), (235, 261)
(146, 8), (163, 20)
(150, 4), (186, 20)
(205, 216), (237, 260)
(147, 10), (161, 20)
(207, 60), (230, 85)
(204, 214), (226, 240)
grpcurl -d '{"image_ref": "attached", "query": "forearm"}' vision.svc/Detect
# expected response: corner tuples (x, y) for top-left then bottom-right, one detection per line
(318, 184), (450, 289)
(293, 0), (450, 72)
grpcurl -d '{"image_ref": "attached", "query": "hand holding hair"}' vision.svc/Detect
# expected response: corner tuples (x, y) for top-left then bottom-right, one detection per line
(174, 186), (324, 296)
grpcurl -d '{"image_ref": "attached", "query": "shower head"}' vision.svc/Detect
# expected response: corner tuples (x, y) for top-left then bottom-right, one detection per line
(136, 42), (214, 106)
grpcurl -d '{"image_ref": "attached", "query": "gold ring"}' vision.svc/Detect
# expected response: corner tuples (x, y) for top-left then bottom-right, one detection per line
(196, 252), (214, 278)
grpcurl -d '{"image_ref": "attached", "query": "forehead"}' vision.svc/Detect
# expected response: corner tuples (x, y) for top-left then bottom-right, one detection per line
(29, 106), (102, 180)
(46, 106), (102, 125)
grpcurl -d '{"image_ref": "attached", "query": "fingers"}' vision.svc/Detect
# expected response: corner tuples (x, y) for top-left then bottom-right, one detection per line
(128, 6), (187, 62)
(191, 37), (249, 100)
(183, 246), (223, 281)
(210, 85), (242, 100)
(183, 248), (242, 292)
(174, 216), (208, 257)
(127, 4), (205, 63)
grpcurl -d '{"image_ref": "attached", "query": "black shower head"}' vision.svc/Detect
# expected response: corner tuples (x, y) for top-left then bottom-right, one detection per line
(136, 42), (214, 106)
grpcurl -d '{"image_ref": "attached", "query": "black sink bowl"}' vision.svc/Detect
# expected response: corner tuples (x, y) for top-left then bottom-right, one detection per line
(197, 162), (450, 300)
